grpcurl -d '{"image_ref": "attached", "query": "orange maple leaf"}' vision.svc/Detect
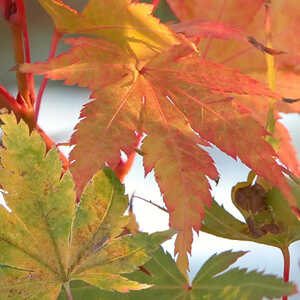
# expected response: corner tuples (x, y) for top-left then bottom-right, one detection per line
(167, 0), (300, 110)
(21, 38), (296, 274)
(167, 0), (300, 176)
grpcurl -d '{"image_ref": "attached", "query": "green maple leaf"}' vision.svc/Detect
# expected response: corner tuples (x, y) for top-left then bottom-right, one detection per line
(58, 247), (297, 299)
(0, 114), (175, 299)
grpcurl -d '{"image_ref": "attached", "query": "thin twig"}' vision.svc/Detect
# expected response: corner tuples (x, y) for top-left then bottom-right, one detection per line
(133, 195), (168, 213)
(10, 24), (30, 104)
(114, 134), (142, 182)
(129, 193), (134, 212)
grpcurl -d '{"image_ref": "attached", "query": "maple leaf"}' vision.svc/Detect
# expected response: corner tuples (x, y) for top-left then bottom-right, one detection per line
(166, 0), (265, 32)
(20, 0), (300, 275)
(229, 92), (300, 176)
(58, 247), (297, 300)
(167, 0), (300, 108)
(167, 0), (300, 177)
(37, 0), (178, 61)
(0, 113), (175, 299)
(21, 36), (297, 275)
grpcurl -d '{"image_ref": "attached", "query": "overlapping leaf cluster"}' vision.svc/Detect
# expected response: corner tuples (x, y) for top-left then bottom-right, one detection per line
(168, 0), (300, 176)
(58, 248), (296, 300)
(0, 114), (174, 298)
(0, 115), (294, 299)
(167, 0), (300, 104)
(20, 0), (300, 275)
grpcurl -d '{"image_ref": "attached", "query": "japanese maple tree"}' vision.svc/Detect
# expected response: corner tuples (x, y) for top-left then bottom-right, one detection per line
(0, 0), (299, 299)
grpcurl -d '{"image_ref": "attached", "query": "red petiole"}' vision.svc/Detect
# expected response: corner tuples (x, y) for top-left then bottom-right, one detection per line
(0, 0), (68, 172)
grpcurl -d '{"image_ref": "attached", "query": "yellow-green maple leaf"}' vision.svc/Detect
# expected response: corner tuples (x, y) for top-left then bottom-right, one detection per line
(0, 114), (174, 299)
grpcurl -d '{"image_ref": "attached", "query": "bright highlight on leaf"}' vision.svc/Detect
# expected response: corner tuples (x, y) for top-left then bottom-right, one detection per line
(58, 247), (297, 300)
(38, 0), (178, 61)
(0, 114), (175, 299)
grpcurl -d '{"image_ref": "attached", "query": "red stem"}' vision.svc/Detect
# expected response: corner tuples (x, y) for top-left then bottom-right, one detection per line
(21, 1), (35, 105)
(3, 0), (35, 128)
(0, 85), (21, 111)
(281, 247), (290, 300)
(114, 134), (142, 182)
(22, 14), (30, 63)
(35, 30), (62, 123)
(10, 24), (29, 103)
(1, 1), (68, 171)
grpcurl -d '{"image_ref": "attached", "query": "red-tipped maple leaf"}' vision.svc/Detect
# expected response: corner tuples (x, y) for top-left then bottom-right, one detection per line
(21, 39), (296, 274)
(168, 0), (300, 109)
(167, 0), (300, 176)
(21, 0), (297, 275)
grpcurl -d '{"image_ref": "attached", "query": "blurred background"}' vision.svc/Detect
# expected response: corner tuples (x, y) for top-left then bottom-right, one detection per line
(1, 0), (300, 298)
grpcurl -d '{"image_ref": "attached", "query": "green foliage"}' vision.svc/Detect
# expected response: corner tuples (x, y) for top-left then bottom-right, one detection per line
(58, 248), (296, 299)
